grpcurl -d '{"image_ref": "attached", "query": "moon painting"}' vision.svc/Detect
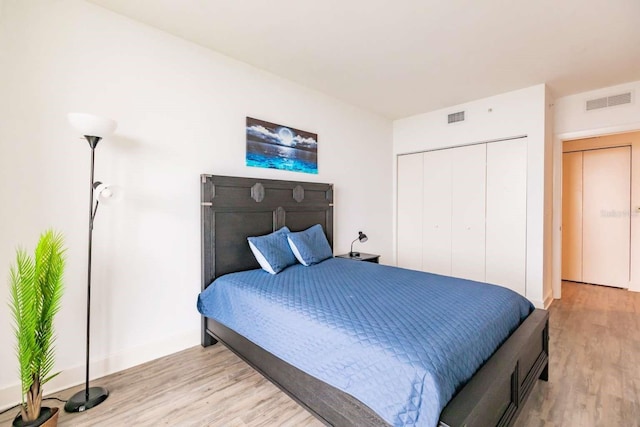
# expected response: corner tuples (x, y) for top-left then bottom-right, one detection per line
(246, 117), (318, 174)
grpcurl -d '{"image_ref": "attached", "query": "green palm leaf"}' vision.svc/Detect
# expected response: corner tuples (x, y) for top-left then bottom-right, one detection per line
(8, 230), (65, 421)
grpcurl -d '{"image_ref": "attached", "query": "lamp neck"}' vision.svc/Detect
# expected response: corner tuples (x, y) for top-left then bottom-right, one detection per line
(84, 135), (102, 149)
(350, 237), (359, 253)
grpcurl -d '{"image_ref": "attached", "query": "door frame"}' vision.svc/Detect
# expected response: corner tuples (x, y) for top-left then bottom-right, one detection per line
(553, 122), (640, 299)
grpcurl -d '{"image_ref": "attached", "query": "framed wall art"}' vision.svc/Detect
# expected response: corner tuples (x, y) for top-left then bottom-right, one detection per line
(246, 117), (318, 174)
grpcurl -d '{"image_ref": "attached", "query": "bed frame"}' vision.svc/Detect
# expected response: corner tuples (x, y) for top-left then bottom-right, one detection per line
(200, 174), (549, 427)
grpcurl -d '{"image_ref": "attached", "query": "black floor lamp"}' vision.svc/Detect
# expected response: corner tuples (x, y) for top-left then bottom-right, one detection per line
(64, 113), (117, 413)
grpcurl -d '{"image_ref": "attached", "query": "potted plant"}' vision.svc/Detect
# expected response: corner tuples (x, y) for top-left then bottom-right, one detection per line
(9, 230), (65, 427)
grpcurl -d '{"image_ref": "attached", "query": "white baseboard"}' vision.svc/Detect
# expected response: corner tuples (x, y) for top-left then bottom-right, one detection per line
(0, 329), (199, 412)
(543, 291), (554, 309)
(530, 289), (555, 310)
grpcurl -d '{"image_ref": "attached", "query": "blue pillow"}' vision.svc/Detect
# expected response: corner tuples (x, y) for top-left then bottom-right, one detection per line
(248, 227), (298, 274)
(287, 224), (333, 266)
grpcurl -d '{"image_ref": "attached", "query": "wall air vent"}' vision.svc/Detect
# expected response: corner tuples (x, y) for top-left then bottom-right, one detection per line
(586, 92), (632, 111)
(607, 92), (632, 107)
(586, 97), (607, 110)
(448, 111), (465, 124)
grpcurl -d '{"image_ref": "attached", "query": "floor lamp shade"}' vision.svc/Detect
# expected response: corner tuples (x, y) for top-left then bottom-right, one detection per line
(68, 113), (117, 138)
(64, 113), (117, 413)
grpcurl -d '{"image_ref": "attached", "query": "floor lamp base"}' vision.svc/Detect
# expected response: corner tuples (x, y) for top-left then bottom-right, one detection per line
(64, 386), (109, 413)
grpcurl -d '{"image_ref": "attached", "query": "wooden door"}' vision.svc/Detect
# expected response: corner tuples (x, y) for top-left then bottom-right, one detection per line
(562, 151), (583, 282)
(582, 147), (631, 288)
(485, 139), (527, 295)
(422, 149), (452, 275)
(451, 144), (486, 282)
(397, 153), (424, 270)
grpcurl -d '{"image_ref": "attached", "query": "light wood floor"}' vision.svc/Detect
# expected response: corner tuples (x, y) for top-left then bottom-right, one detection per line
(1, 281), (639, 426)
(517, 281), (640, 427)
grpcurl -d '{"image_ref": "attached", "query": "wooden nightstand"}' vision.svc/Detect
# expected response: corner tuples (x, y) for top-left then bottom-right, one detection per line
(335, 253), (380, 263)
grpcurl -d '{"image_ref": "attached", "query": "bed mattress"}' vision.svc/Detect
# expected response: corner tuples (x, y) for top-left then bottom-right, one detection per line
(197, 257), (533, 427)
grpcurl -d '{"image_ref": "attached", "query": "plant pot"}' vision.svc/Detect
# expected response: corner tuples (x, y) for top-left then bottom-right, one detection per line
(12, 407), (59, 427)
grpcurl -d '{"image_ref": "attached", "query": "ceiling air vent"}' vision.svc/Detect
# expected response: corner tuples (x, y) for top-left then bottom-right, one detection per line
(448, 111), (465, 124)
(586, 92), (632, 111)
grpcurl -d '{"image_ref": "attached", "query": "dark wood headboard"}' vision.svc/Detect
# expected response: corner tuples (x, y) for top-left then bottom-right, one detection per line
(200, 174), (334, 292)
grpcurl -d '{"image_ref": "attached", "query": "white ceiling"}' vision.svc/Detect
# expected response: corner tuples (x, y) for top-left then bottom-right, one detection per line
(88, 0), (640, 119)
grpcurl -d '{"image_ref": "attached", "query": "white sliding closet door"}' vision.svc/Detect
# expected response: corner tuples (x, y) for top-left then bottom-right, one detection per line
(451, 144), (486, 282)
(422, 149), (452, 275)
(486, 139), (527, 295)
(397, 153), (424, 270)
(561, 151), (583, 282)
(582, 147), (631, 288)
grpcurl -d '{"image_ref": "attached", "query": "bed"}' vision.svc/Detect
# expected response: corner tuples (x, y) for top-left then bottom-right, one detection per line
(199, 174), (549, 427)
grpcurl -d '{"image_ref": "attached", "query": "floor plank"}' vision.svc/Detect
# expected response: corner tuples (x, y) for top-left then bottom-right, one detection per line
(1, 281), (638, 426)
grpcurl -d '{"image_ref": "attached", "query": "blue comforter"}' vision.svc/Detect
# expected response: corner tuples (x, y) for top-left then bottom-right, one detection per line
(197, 258), (533, 426)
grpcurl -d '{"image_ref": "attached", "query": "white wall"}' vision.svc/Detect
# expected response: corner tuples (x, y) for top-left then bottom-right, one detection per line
(393, 84), (554, 308)
(553, 80), (640, 294)
(543, 86), (555, 305)
(555, 80), (640, 135)
(0, 0), (393, 408)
